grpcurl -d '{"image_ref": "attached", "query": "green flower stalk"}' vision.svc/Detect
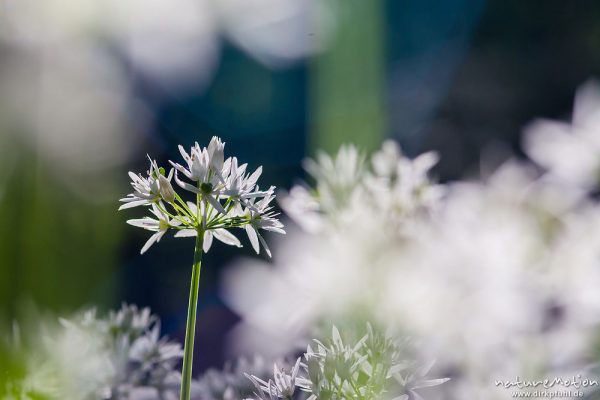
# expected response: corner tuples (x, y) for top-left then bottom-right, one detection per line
(119, 137), (285, 400)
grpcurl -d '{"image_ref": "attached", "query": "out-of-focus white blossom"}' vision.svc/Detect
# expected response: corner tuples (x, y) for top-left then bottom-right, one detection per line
(367, 141), (444, 221)
(280, 141), (440, 233)
(224, 141), (441, 352)
(224, 104), (600, 398)
(8, 305), (197, 400)
(384, 167), (544, 366)
(525, 80), (600, 189)
(0, 0), (324, 193)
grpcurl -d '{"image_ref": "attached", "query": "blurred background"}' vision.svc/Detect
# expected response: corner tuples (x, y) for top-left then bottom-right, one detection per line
(1, 0), (600, 372)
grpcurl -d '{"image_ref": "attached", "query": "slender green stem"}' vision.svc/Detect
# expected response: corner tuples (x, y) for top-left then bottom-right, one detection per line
(174, 194), (197, 220)
(180, 229), (204, 400)
(155, 202), (189, 226)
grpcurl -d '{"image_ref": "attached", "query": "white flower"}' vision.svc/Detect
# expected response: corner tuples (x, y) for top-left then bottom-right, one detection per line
(524, 80), (600, 189)
(280, 141), (441, 233)
(221, 157), (267, 206)
(119, 158), (174, 210)
(303, 144), (365, 214)
(278, 185), (323, 233)
(170, 140), (230, 214)
(246, 358), (303, 400)
(241, 188), (285, 257)
(279, 145), (364, 232)
(367, 140), (443, 218)
(126, 204), (181, 254)
(171, 143), (213, 184)
(371, 140), (402, 177)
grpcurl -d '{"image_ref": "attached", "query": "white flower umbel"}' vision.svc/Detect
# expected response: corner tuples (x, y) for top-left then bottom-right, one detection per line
(119, 136), (284, 400)
(279, 141), (441, 233)
(224, 140), (442, 353)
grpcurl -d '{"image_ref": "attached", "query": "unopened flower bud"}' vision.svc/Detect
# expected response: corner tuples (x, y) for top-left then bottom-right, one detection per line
(159, 174), (176, 203)
(208, 136), (225, 172)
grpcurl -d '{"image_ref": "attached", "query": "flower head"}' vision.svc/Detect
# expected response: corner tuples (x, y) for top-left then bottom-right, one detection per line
(120, 136), (284, 256)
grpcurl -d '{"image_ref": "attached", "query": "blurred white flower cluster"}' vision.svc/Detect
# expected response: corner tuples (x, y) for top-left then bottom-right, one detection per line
(5, 305), (187, 400)
(224, 81), (600, 398)
(120, 136), (284, 255)
(223, 139), (442, 354)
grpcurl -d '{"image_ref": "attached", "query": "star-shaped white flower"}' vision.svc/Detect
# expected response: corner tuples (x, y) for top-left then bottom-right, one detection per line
(241, 188), (285, 257)
(220, 157), (268, 207)
(119, 158), (174, 210)
(126, 204), (181, 254)
(170, 138), (230, 214)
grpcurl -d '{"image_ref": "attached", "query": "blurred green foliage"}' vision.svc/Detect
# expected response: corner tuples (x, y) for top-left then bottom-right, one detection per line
(0, 138), (122, 320)
(311, 0), (386, 155)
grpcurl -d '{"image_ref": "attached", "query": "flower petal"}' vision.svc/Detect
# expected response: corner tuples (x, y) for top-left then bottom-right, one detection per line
(257, 233), (272, 258)
(174, 229), (197, 238)
(178, 144), (191, 162)
(246, 166), (263, 188)
(213, 228), (242, 247)
(262, 226), (286, 235)
(205, 195), (226, 215)
(245, 225), (260, 254)
(140, 232), (161, 254)
(118, 199), (149, 210)
(127, 218), (159, 231)
(174, 170), (200, 193)
(203, 231), (213, 252)
(169, 161), (193, 180)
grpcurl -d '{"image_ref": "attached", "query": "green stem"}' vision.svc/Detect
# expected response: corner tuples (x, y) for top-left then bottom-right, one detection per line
(180, 229), (204, 400)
